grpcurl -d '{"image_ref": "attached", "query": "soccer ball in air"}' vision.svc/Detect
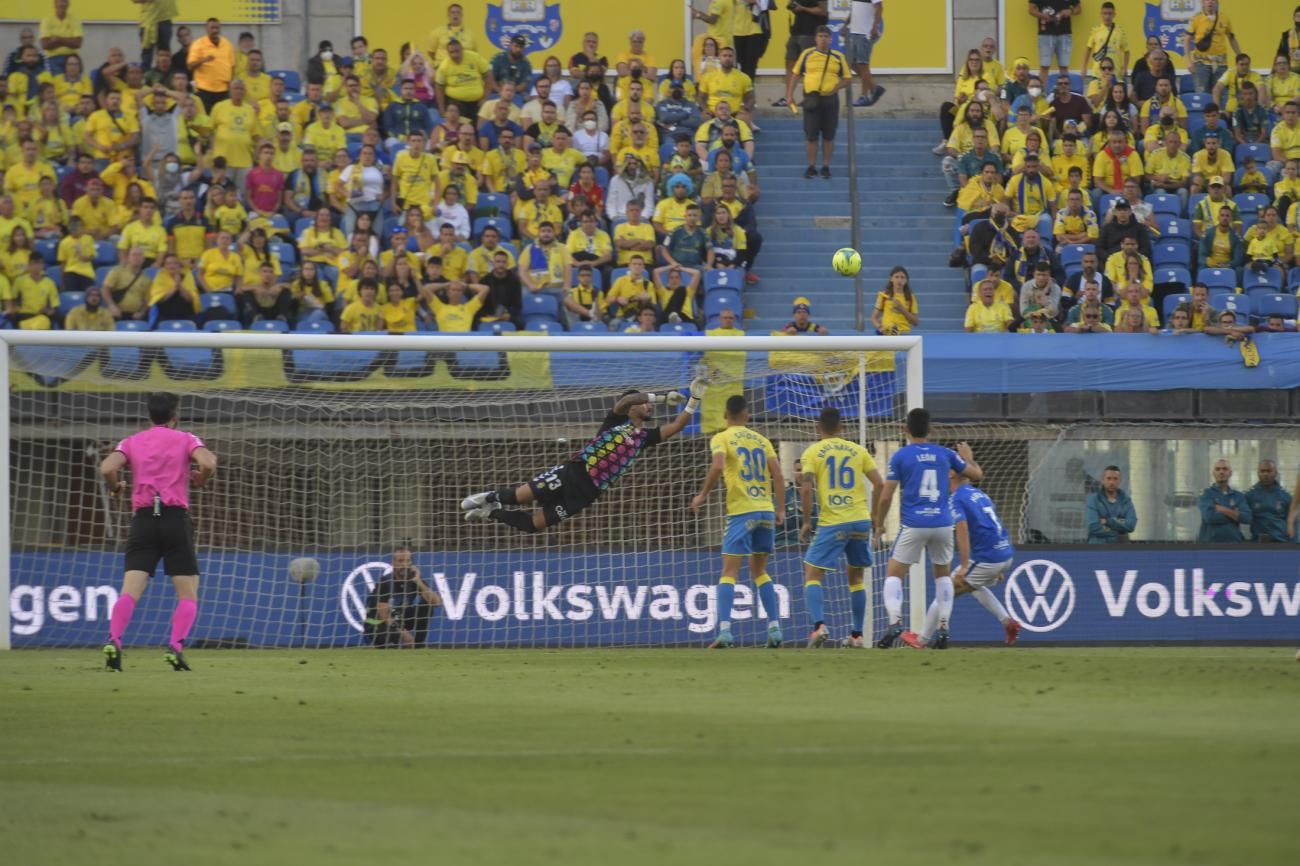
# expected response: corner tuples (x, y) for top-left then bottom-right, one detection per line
(832, 248), (861, 276)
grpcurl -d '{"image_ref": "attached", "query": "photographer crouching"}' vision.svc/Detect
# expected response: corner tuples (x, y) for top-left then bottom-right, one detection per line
(363, 545), (442, 648)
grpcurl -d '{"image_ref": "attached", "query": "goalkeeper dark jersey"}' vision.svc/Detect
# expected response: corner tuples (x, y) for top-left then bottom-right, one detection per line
(573, 412), (663, 491)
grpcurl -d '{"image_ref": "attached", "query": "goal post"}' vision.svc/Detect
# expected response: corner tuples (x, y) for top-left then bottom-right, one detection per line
(1, 330), (923, 650)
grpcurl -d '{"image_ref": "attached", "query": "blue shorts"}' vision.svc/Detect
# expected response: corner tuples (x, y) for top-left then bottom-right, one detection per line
(846, 34), (876, 67)
(804, 519), (874, 571)
(722, 511), (775, 556)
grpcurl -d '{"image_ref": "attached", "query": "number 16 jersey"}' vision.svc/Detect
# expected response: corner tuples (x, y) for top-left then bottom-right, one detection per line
(887, 443), (967, 528)
(799, 437), (876, 527)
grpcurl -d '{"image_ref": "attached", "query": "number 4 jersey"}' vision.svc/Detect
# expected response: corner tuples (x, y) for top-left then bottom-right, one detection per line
(711, 425), (778, 516)
(799, 437), (877, 527)
(887, 443), (968, 528)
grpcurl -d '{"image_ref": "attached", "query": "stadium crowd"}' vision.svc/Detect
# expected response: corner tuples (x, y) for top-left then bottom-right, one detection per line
(0, 0), (831, 337)
(946, 0), (1300, 336)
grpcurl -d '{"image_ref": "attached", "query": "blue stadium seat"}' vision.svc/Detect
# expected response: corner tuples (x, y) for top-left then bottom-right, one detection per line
(202, 292), (238, 319)
(568, 267), (603, 289)
(293, 217), (314, 237)
(594, 167), (610, 188)
(156, 319), (216, 375)
(703, 269), (744, 291)
(45, 265), (62, 288)
(13, 345), (94, 378)
(289, 344), (379, 378)
(1178, 73), (1195, 93)
(203, 320), (241, 332)
(1233, 193), (1269, 215)
(105, 320), (147, 379)
(94, 240), (118, 266)
(1183, 92), (1212, 112)
(34, 239), (58, 265)
(478, 320), (517, 333)
(268, 214), (290, 233)
(1057, 244), (1093, 270)
(1035, 211), (1053, 242)
(1242, 267), (1283, 292)
(704, 290), (741, 324)
(269, 69), (302, 92)
(1240, 212), (1260, 234)
(1047, 72), (1083, 94)
(522, 293), (560, 322)
(1254, 293), (1299, 319)
(1208, 293), (1251, 317)
(475, 192), (511, 217)
(1188, 192), (1207, 220)
(283, 91), (305, 105)
(1186, 110), (1205, 135)
(1235, 143), (1272, 164)
(253, 320), (290, 333)
(293, 319), (330, 333)
(1152, 240), (1192, 268)
(472, 216), (513, 240)
(569, 320), (605, 333)
(94, 265), (112, 285)
(527, 319), (565, 334)
(271, 243), (297, 266)
(658, 323), (699, 335)
(1098, 193), (1125, 216)
(1162, 293), (1192, 322)
(1146, 193), (1184, 218)
(1154, 266), (1192, 290)
(1200, 268), (1237, 291)
(1156, 215), (1191, 239)
(968, 263), (989, 288)
(58, 291), (84, 316)
(1234, 164), (1276, 190)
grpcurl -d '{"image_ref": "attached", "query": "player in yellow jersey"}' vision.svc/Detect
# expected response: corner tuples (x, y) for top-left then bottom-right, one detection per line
(798, 407), (885, 648)
(690, 395), (786, 649)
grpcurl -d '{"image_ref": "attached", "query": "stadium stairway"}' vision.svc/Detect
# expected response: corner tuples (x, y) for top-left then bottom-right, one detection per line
(748, 116), (966, 333)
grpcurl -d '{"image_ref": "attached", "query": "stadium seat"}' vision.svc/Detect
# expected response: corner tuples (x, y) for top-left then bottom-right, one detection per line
(1047, 72), (1083, 94)
(475, 192), (511, 217)
(105, 320), (147, 379)
(1154, 266), (1192, 290)
(156, 319), (216, 376)
(1156, 216), (1191, 239)
(269, 69), (302, 92)
(1057, 244), (1093, 270)
(1200, 268), (1237, 291)
(288, 344), (379, 379)
(1178, 72), (1195, 92)
(1188, 193), (1207, 219)
(202, 292), (238, 319)
(968, 263), (989, 287)
(268, 214), (290, 233)
(94, 240), (118, 266)
(292, 320), (329, 333)
(1146, 194), (1184, 218)
(498, 241), (519, 260)
(1233, 193), (1269, 215)
(569, 320), (605, 333)
(45, 265), (62, 288)
(472, 216), (512, 240)
(594, 167), (610, 188)
(478, 320), (517, 333)
(527, 319), (564, 334)
(658, 323), (699, 335)
(1183, 92), (1212, 112)
(202, 320), (240, 332)
(57, 291), (84, 316)
(1235, 143), (1271, 164)
(522, 293), (560, 322)
(1186, 111), (1205, 135)
(1161, 293), (1192, 322)
(293, 217), (314, 237)
(1208, 292), (1251, 317)
(1152, 240), (1192, 268)
(94, 266), (112, 285)
(283, 91), (305, 105)
(1035, 211), (1053, 241)
(608, 267), (629, 285)
(704, 289), (741, 323)
(568, 267), (603, 289)
(250, 320), (289, 333)
(1098, 193), (1125, 216)
(1241, 212), (1260, 233)
(1254, 293), (1299, 319)
(34, 239), (58, 265)
(272, 243), (297, 266)
(703, 269), (744, 291)
(1234, 164), (1276, 190)
(1242, 267), (1283, 292)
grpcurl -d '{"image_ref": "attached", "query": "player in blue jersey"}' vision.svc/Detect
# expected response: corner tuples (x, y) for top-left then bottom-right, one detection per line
(461, 378), (706, 531)
(903, 469), (1021, 648)
(871, 408), (982, 648)
(690, 395), (786, 649)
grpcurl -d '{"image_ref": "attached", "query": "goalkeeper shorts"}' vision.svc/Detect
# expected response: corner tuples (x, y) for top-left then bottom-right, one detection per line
(528, 461), (601, 523)
(124, 507), (200, 576)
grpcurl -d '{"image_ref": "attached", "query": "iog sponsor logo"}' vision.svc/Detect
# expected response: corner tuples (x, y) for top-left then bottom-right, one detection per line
(1004, 559), (1076, 632)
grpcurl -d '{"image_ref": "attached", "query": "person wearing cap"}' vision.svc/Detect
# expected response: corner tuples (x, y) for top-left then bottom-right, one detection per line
(653, 174), (696, 236)
(1190, 175), (1238, 236)
(435, 39), (494, 123)
(268, 122), (301, 174)
(783, 298), (828, 335)
(188, 17), (235, 112)
(606, 152), (657, 222)
(1002, 57), (1032, 105)
(1191, 137), (1234, 195)
(785, 26), (849, 180)
(492, 35), (533, 92)
(1197, 204), (1244, 272)
(301, 102), (346, 161)
(436, 150), (480, 210)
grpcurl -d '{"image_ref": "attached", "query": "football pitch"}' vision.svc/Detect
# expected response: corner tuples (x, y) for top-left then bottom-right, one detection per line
(1, 647), (1296, 866)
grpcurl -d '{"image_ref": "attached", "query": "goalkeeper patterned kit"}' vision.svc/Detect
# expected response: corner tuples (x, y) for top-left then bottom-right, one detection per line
(527, 411), (663, 524)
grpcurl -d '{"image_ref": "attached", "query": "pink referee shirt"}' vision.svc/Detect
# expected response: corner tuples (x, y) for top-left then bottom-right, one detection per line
(115, 426), (205, 511)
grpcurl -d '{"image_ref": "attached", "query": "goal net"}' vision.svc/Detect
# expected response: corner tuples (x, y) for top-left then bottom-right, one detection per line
(2, 332), (922, 650)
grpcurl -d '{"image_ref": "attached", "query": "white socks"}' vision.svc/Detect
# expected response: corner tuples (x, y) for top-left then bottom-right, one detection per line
(972, 587), (1010, 623)
(935, 576), (954, 628)
(883, 575), (904, 624)
(921, 600), (941, 642)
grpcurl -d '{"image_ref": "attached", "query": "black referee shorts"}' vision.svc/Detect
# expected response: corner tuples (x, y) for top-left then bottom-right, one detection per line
(528, 461), (601, 524)
(803, 92), (840, 142)
(124, 506), (200, 577)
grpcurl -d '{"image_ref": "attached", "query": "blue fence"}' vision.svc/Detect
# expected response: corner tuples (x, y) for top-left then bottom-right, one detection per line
(8, 548), (1298, 646)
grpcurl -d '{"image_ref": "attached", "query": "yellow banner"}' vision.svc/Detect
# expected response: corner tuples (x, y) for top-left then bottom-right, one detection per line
(759, 0), (951, 74)
(1004, 0), (1297, 77)
(13, 1), (282, 23)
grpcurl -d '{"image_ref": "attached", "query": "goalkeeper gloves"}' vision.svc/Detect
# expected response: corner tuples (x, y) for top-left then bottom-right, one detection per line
(685, 376), (708, 414)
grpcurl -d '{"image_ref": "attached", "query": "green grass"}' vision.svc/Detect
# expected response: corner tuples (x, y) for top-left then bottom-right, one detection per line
(1, 648), (1297, 866)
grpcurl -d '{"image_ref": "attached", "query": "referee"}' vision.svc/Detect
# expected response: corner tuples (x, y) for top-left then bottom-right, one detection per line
(100, 393), (218, 672)
(785, 25), (850, 179)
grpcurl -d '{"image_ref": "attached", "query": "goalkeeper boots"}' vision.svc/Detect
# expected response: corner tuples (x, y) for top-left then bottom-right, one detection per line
(1003, 618), (1022, 646)
(103, 642), (122, 672)
(928, 627), (950, 650)
(460, 491), (496, 511)
(766, 622), (784, 648)
(806, 623), (829, 648)
(875, 622), (905, 649)
(842, 634), (867, 649)
(164, 647), (191, 671)
(709, 628), (735, 649)
(463, 504), (499, 522)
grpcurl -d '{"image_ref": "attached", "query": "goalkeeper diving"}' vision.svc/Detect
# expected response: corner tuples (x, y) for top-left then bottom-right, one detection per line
(461, 377), (708, 532)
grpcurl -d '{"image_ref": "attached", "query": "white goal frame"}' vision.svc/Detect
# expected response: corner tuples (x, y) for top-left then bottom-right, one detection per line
(0, 332), (924, 650)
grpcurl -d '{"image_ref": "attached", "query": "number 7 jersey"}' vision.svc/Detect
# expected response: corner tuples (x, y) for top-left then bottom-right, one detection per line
(710, 425), (778, 516)
(799, 437), (877, 527)
(887, 443), (968, 528)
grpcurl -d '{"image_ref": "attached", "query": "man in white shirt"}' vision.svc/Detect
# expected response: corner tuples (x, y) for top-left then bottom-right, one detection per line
(846, 0), (885, 107)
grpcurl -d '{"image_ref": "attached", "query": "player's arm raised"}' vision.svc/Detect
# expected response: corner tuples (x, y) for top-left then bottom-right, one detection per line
(190, 446), (218, 489)
(690, 450), (725, 513)
(657, 375), (708, 440)
(99, 450), (128, 496)
(956, 441), (983, 482)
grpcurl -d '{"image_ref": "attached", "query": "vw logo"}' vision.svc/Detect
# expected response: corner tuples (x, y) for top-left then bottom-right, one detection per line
(340, 561), (393, 632)
(1003, 559), (1075, 633)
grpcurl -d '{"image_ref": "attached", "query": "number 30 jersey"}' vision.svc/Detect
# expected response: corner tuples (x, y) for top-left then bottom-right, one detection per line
(799, 437), (877, 527)
(887, 443), (968, 528)
(710, 425), (778, 516)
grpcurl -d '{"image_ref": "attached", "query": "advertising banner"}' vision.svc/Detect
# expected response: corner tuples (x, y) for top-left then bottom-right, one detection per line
(9, 547), (1298, 647)
(3, 1), (282, 24)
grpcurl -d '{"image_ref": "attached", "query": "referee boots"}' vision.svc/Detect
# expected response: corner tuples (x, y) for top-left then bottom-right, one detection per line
(103, 642), (122, 672)
(164, 648), (191, 671)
